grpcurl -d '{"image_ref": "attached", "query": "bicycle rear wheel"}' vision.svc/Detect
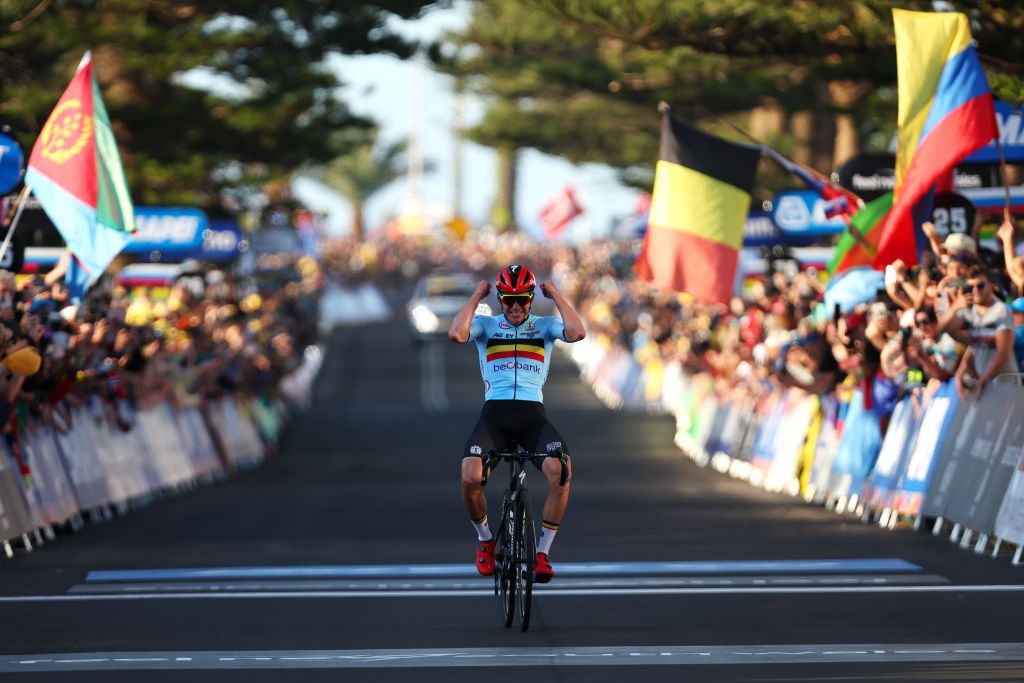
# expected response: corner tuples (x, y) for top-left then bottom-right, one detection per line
(515, 489), (536, 632)
(495, 497), (516, 628)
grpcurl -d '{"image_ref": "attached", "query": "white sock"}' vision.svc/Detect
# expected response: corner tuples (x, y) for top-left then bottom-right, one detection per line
(472, 515), (492, 542)
(538, 520), (559, 555)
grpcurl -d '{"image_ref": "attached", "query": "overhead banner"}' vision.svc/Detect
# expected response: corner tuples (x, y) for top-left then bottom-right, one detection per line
(123, 208), (242, 263)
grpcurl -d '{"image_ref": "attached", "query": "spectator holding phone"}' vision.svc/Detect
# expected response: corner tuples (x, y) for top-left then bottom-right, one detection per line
(944, 268), (1018, 399)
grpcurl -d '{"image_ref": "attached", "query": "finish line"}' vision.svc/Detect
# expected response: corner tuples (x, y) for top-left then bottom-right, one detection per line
(3, 644), (1023, 671)
(85, 558), (922, 582)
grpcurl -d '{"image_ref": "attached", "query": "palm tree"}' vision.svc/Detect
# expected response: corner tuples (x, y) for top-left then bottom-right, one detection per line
(301, 129), (407, 241)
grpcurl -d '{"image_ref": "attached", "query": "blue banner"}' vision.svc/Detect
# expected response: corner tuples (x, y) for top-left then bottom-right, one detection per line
(863, 397), (917, 508)
(0, 130), (24, 196)
(894, 382), (960, 514)
(963, 100), (1024, 164)
(123, 208), (241, 262)
(771, 190), (848, 237)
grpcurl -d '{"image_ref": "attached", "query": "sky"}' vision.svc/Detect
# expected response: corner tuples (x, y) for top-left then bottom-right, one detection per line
(290, 1), (641, 243)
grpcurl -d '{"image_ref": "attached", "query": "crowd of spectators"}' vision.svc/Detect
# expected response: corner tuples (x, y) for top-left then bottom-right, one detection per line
(323, 213), (1024, 428)
(0, 256), (321, 479)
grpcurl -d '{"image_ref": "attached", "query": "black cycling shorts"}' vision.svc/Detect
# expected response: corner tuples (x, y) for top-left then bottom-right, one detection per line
(462, 400), (570, 462)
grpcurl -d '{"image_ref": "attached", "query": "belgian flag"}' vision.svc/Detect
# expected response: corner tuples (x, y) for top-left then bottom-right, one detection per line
(634, 110), (761, 304)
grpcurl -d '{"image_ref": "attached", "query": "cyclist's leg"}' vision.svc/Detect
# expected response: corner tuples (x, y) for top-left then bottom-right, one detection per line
(460, 403), (516, 532)
(540, 452), (572, 526)
(519, 404), (572, 574)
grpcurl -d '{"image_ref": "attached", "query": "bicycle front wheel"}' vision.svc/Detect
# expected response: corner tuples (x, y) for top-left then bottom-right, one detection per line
(496, 497), (516, 628)
(515, 489), (536, 632)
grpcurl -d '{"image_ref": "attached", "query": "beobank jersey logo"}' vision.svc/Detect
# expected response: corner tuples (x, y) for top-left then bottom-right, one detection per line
(38, 99), (93, 165)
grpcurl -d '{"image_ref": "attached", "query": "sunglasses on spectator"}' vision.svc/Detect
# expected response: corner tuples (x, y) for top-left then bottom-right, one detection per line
(915, 317), (931, 326)
(498, 293), (533, 307)
(967, 281), (987, 291)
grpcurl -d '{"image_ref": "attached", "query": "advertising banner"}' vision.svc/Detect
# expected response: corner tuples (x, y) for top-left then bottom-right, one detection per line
(54, 411), (112, 509)
(0, 441), (34, 543)
(749, 392), (785, 472)
(21, 425), (79, 525)
(921, 383), (1023, 530)
(942, 383), (1024, 534)
(808, 395), (841, 498)
(0, 128), (25, 195)
(121, 208), (241, 263)
(894, 382), (960, 514)
(771, 190), (848, 238)
(863, 397), (917, 509)
(174, 406), (223, 477)
(963, 100), (1024, 164)
(994, 397), (1024, 544)
(765, 392), (817, 492)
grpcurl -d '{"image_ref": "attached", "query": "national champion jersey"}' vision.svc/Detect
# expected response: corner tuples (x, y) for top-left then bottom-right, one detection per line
(468, 313), (566, 402)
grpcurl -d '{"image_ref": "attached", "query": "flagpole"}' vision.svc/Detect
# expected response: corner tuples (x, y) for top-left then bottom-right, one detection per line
(0, 185), (30, 267)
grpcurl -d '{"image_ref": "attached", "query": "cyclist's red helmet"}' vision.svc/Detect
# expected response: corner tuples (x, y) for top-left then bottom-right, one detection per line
(495, 265), (536, 295)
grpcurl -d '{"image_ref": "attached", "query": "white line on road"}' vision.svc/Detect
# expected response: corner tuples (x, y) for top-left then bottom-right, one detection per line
(2, 644), (1022, 671)
(2, 584), (1024, 603)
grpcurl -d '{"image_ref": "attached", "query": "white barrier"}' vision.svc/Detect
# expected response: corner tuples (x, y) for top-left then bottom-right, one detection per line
(0, 394), (288, 552)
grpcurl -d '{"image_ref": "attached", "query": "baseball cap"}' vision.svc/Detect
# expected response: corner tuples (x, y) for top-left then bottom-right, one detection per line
(1010, 297), (1024, 314)
(944, 233), (977, 255)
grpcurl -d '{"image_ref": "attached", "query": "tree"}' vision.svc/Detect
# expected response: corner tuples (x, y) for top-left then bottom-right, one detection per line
(300, 128), (408, 240)
(435, 1), (1024, 207)
(0, 1), (444, 208)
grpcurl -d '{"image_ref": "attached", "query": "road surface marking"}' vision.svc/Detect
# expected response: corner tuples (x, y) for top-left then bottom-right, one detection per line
(2, 644), (1021, 671)
(1, 584), (1022, 603)
(85, 559), (921, 582)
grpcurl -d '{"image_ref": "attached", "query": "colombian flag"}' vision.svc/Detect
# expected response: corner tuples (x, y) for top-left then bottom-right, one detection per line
(634, 111), (761, 304)
(872, 10), (997, 268)
(25, 52), (135, 296)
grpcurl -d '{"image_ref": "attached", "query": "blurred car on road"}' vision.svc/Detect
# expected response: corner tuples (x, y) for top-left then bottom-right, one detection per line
(407, 273), (491, 343)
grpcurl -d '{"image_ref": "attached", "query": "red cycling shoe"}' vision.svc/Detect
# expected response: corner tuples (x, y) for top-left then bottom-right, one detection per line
(534, 552), (554, 583)
(476, 539), (496, 576)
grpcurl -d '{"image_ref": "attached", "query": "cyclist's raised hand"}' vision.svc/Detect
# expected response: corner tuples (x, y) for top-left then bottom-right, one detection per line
(539, 280), (557, 299)
(474, 280), (491, 300)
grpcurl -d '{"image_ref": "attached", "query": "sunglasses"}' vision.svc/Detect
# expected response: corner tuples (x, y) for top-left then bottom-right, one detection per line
(966, 281), (987, 291)
(915, 317), (931, 326)
(499, 294), (533, 307)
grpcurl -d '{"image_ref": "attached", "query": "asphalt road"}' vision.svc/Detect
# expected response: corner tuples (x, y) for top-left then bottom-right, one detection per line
(1, 318), (1023, 682)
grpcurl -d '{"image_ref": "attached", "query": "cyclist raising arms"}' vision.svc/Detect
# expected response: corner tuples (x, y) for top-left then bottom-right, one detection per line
(449, 265), (586, 583)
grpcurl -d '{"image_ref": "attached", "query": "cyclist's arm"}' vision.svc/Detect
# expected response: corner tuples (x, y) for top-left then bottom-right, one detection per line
(540, 280), (586, 342)
(448, 280), (490, 343)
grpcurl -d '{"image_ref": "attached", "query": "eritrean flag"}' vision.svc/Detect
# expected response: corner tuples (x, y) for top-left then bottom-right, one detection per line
(25, 52), (135, 296)
(634, 110), (761, 304)
(872, 10), (997, 268)
(828, 192), (893, 275)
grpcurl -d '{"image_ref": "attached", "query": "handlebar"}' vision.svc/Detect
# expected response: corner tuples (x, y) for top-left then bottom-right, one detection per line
(480, 447), (569, 487)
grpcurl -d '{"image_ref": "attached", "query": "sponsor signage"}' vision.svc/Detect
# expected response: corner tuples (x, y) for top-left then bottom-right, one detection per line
(0, 129), (24, 196)
(770, 190), (846, 237)
(964, 100), (1024, 164)
(836, 153), (985, 201)
(123, 208), (240, 262)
